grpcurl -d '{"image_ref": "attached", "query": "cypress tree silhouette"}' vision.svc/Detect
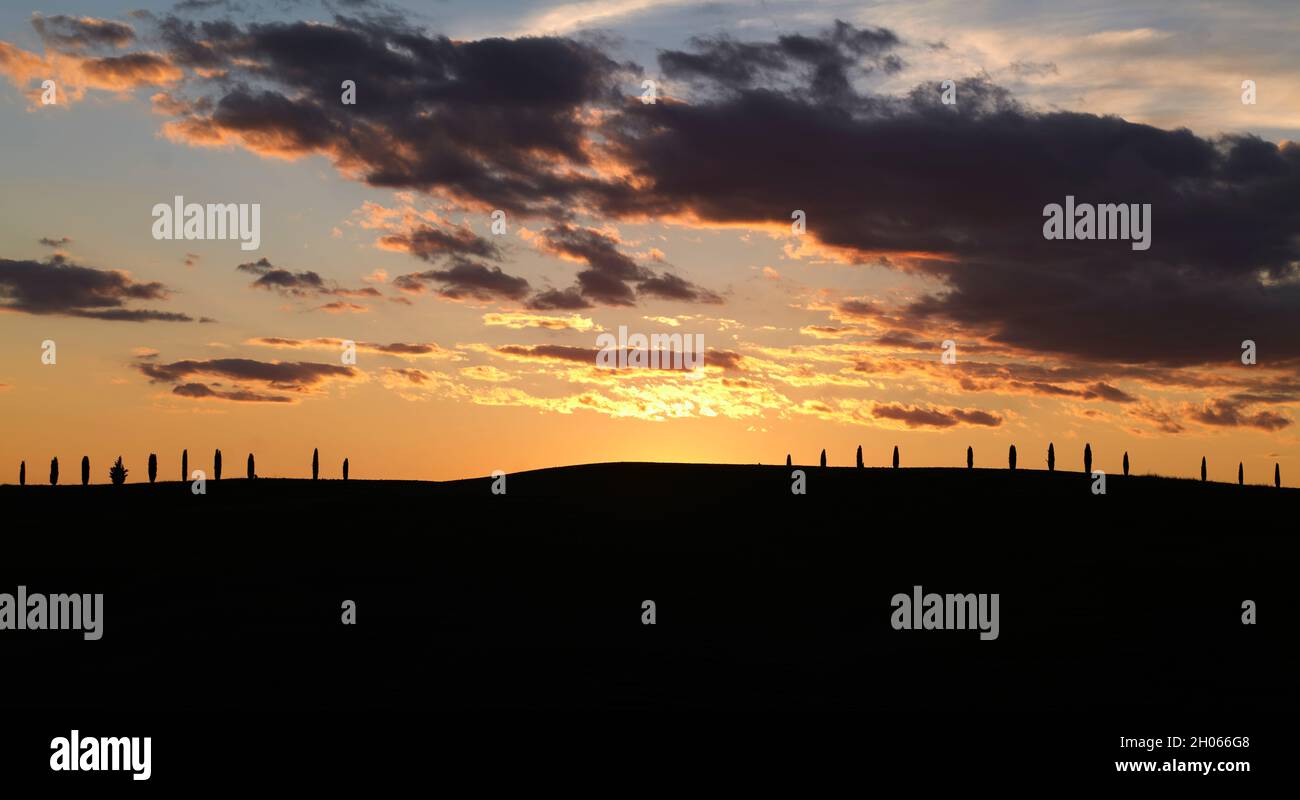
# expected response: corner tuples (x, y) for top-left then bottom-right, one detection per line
(819, 449), (827, 467)
(312, 448), (319, 480)
(1238, 462), (1244, 485)
(1083, 443), (1092, 475)
(19, 461), (25, 486)
(81, 455), (89, 486)
(148, 453), (158, 484)
(1123, 452), (1130, 476)
(1276, 463), (1281, 488)
(966, 445), (973, 469)
(1201, 456), (1207, 481)
(856, 445), (863, 468)
(1009, 444), (1017, 470)
(247, 453), (255, 480)
(785, 453), (791, 467)
(182, 449), (188, 481)
(109, 456), (128, 486)
(1047, 443), (1055, 472)
(892, 446), (899, 469)
(214, 449), (222, 481)
(50, 457), (58, 486)
(343, 458), (349, 481)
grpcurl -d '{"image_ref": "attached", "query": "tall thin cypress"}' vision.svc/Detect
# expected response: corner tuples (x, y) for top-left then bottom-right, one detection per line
(1123, 452), (1129, 476)
(343, 458), (349, 481)
(820, 449), (827, 467)
(247, 453), (255, 480)
(19, 461), (25, 486)
(182, 449), (188, 481)
(50, 457), (58, 486)
(214, 449), (222, 481)
(1009, 444), (1017, 470)
(966, 446), (973, 469)
(1238, 463), (1244, 485)
(1276, 463), (1281, 488)
(856, 445), (863, 468)
(148, 453), (158, 484)
(1047, 443), (1055, 472)
(1083, 443), (1092, 475)
(312, 448), (319, 480)
(81, 455), (89, 486)
(892, 446), (899, 469)
(1201, 456), (1207, 482)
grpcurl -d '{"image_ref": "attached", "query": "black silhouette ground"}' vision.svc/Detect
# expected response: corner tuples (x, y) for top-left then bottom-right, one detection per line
(0, 463), (1295, 781)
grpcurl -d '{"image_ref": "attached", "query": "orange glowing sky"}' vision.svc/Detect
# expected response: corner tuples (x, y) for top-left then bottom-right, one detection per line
(2, 1), (1298, 484)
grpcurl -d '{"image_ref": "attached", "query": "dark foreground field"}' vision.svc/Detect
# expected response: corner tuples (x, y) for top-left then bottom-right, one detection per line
(0, 463), (1295, 782)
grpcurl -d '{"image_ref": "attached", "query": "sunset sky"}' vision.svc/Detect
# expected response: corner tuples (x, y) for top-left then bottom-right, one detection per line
(2, 0), (1299, 482)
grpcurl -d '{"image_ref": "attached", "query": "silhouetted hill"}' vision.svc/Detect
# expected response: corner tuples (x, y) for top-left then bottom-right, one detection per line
(5, 461), (1295, 501)
(1, 461), (1295, 718)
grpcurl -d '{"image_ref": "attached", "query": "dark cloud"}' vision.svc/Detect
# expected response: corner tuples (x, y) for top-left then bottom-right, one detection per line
(138, 356), (358, 402)
(375, 220), (534, 304)
(951, 408), (1003, 426)
(1085, 382), (1138, 403)
(998, 379), (1138, 403)
(316, 301), (367, 313)
(537, 225), (643, 306)
(532, 225), (719, 307)
(151, 14), (633, 217)
(172, 382), (291, 402)
(139, 357), (356, 386)
(81, 52), (179, 87)
(706, 349), (746, 370)
(496, 343), (728, 371)
(952, 359), (1197, 391)
(660, 20), (903, 102)
(0, 256), (192, 322)
(1011, 381), (1084, 398)
(1226, 378), (1300, 405)
(803, 324), (856, 338)
(638, 271), (723, 303)
(237, 257), (377, 301)
(872, 403), (1002, 428)
(366, 342), (445, 356)
(171, 1), (239, 12)
(496, 344), (597, 363)
(607, 58), (1300, 366)
(837, 299), (878, 318)
(1188, 398), (1291, 431)
(38, 236), (72, 248)
(1129, 404), (1186, 434)
(76, 308), (194, 321)
(238, 257), (325, 295)
(526, 286), (591, 310)
(31, 14), (134, 52)
(151, 14), (238, 69)
(247, 337), (452, 358)
(380, 224), (501, 262)
(383, 367), (432, 384)
(393, 258), (531, 302)
(875, 331), (928, 349)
